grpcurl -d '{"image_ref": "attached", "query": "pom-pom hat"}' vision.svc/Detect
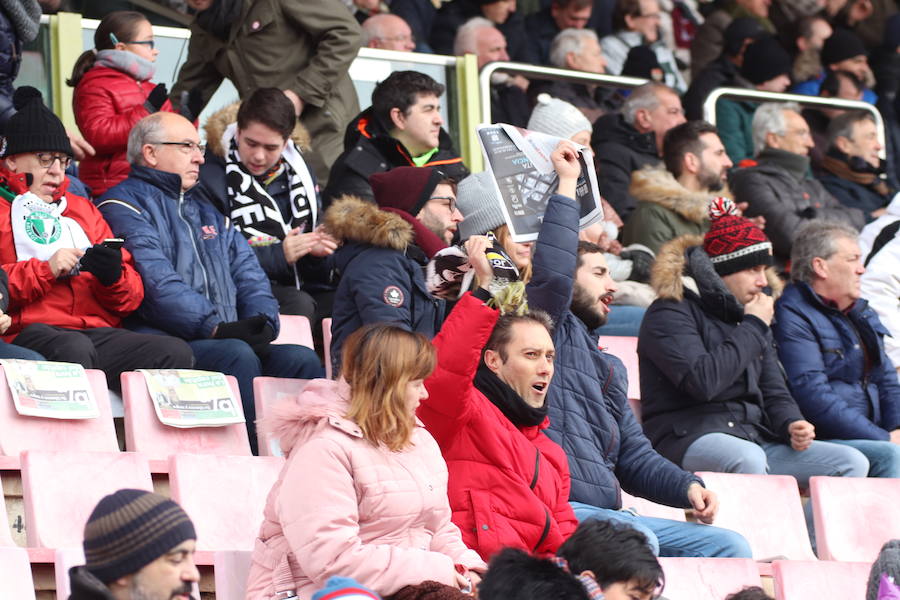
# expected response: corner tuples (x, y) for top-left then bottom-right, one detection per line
(703, 197), (773, 276)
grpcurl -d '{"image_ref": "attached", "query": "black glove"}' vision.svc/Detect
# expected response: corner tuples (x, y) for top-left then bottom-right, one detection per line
(144, 83), (169, 113)
(621, 248), (654, 283)
(213, 314), (276, 357)
(178, 89), (206, 122)
(80, 244), (123, 286)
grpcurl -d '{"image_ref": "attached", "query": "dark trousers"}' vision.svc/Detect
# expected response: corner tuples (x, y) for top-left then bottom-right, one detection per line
(13, 324), (194, 391)
(270, 283), (317, 321)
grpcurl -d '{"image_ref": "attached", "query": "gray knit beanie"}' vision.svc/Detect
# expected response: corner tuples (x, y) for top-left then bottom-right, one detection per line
(457, 170), (507, 240)
(867, 539), (900, 600)
(527, 94), (593, 141)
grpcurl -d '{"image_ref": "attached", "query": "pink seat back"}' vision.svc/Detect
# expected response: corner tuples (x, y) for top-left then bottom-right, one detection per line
(659, 557), (761, 600)
(273, 315), (314, 349)
(811, 475), (900, 561)
(0, 547), (36, 600)
(598, 336), (640, 401)
(696, 472), (816, 560)
(620, 491), (686, 522)
(323, 318), (333, 379)
(214, 550), (254, 600)
(22, 450), (152, 548)
(169, 454), (284, 552)
(54, 546), (85, 600)
(253, 377), (311, 456)
(121, 371), (251, 463)
(772, 560), (871, 600)
(0, 367), (118, 459)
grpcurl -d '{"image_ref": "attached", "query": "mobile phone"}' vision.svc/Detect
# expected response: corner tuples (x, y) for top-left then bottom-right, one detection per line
(102, 238), (125, 250)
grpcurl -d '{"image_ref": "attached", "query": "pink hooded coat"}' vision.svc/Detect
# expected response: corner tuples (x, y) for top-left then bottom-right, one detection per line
(244, 378), (485, 600)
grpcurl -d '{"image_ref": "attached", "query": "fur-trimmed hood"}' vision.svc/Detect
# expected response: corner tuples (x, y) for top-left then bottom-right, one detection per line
(652, 234), (783, 305)
(203, 101), (312, 159)
(324, 195), (413, 250)
(258, 378), (352, 456)
(630, 165), (730, 225)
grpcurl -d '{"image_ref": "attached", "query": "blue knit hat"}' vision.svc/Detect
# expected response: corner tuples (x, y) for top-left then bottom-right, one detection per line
(312, 576), (381, 600)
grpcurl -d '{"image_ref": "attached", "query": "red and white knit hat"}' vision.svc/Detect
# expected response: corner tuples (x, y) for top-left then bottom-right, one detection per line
(703, 197), (773, 276)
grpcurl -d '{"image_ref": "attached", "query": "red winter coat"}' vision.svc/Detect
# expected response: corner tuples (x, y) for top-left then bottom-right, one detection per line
(73, 66), (175, 197)
(0, 170), (144, 340)
(419, 292), (578, 561)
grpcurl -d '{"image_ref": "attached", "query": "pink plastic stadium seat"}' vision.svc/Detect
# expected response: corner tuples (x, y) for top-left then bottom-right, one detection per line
(0, 367), (118, 469)
(810, 475), (900, 562)
(772, 560), (871, 600)
(215, 550), (254, 600)
(323, 317), (333, 379)
(121, 371), (250, 470)
(273, 315), (314, 349)
(54, 546), (84, 600)
(252, 377), (310, 457)
(695, 472), (816, 560)
(620, 491), (686, 522)
(169, 454), (284, 564)
(598, 336), (640, 418)
(0, 546), (36, 600)
(22, 450), (152, 549)
(658, 557), (761, 600)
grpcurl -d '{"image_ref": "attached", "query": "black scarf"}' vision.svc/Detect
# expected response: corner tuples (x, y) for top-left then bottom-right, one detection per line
(195, 0), (242, 40)
(473, 363), (548, 428)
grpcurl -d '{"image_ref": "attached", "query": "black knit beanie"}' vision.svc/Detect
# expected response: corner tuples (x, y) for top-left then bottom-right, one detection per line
(622, 45), (663, 80)
(740, 35), (792, 85)
(1, 86), (72, 158)
(723, 17), (765, 57)
(83, 489), (197, 583)
(821, 28), (867, 66)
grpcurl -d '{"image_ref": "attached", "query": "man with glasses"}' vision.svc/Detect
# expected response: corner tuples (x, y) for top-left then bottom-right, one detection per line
(0, 87), (193, 383)
(362, 14), (416, 51)
(324, 165), (463, 368)
(98, 112), (323, 453)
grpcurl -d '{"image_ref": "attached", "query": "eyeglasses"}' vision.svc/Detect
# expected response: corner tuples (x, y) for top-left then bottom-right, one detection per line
(429, 195), (457, 213)
(127, 39), (156, 50)
(374, 33), (416, 44)
(150, 141), (206, 154)
(35, 152), (72, 170)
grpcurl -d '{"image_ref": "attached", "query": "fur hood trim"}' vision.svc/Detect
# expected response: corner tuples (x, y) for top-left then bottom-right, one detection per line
(652, 234), (783, 301)
(257, 379), (352, 456)
(324, 195), (413, 250)
(630, 165), (731, 225)
(203, 101), (312, 158)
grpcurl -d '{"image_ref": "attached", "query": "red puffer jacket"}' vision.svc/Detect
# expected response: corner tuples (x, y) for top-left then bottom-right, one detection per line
(419, 293), (578, 561)
(73, 66), (175, 197)
(0, 169), (144, 340)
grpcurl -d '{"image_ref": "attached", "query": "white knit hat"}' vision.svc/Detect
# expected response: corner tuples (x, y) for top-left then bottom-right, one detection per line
(457, 170), (507, 241)
(527, 94), (593, 141)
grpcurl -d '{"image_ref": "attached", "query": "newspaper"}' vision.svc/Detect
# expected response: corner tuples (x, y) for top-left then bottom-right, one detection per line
(476, 124), (603, 242)
(140, 369), (244, 428)
(2, 359), (98, 419)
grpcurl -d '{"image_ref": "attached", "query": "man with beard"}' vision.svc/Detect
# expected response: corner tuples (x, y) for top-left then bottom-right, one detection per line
(526, 153), (753, 557)
(68, 489), (199, 600)
(624, 121), (734, 255)
(637, 200), (870, 482)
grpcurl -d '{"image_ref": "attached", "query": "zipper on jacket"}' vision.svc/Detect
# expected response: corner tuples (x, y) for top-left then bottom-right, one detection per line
(529, 448), (541, 490)
(532, 507), (552, 552)
(178, 193), (212, 300)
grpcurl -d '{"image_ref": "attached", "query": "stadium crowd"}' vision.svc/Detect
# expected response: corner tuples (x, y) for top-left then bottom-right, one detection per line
(6, 0), (900, 598)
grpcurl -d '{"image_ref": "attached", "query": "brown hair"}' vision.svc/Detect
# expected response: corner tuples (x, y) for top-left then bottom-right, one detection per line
(67, 11), (149, 87)
(237, 88), (297, 141)
(494, 223), (533, 283)
(484, 310), (555, 362)
(341, 324), (436, 451)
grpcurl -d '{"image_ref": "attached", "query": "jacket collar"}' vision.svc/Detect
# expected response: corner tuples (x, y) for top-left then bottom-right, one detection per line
(68, 566), (116, 600)
(756, 147), (811, 182)
(592, 113), (658, 157)
(629, 164), (724, 225)
(128, 164), (188, 197)
(683, 246), (746, 322)
(793, 281), (867, 317)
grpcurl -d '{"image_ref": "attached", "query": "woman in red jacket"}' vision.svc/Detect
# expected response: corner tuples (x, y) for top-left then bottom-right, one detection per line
(68, 11), (176, 197)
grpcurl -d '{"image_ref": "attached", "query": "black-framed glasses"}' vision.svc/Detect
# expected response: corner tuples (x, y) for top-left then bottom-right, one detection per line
(35, 152), (72, 170)
(127, 39), (156, 50)
(151, 141), (206, 154)
(429, 195), (457, 212)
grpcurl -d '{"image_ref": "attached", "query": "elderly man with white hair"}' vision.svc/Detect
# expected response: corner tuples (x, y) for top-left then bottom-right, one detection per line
(729, 102), (865, 268)
(361, 14), (416, 51)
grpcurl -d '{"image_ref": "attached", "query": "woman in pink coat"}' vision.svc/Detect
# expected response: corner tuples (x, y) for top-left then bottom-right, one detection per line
(246, 324), (486, 600)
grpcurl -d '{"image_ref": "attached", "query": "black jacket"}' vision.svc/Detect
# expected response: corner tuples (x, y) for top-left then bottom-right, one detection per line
(591, 113), (661, 222)
(638, 236), (804, 465)
(0, 8), (23, 132)
(524, 6), (560, 65)
(430, 0), (532, 62)
(322, 107), (468, 207)
(68, 567), (115, 600)
(682, 55), (742, 121)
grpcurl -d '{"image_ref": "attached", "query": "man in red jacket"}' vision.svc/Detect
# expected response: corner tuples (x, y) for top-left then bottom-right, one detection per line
(0, 87), (192, 387)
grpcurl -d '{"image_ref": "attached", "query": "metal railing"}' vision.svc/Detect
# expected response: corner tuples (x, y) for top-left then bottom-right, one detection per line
(703, 87), (887, 160)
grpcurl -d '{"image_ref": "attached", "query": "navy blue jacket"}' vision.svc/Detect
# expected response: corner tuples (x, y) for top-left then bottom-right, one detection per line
(531, 192), (701, 510)
(773, 282), (900, 440)
(0, 9), (21, 132)
(97, 165), (280, 340)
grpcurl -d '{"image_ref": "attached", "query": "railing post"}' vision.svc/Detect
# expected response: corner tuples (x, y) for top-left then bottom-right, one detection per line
(456, 53), (483, 173)
(48, 12), (82, 132)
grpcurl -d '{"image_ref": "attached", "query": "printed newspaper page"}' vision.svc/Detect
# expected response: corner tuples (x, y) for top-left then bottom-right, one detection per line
(476, 124), (603, 242)
(2, 359), (98, 419)
(140, 369), (244, 428)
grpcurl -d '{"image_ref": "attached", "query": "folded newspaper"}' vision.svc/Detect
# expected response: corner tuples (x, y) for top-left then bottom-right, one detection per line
(2, 359), (98, 419)
(140, 369), (244, 428)
(476, 124), (603, 242)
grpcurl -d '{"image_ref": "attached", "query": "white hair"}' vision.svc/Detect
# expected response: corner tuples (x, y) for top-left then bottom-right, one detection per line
(621, 82), (672, 126)
(126, 113), (167, 165)
(751, 101), (802, 155)
(454, 16), (495, 56)
(548, 28), (599, 69)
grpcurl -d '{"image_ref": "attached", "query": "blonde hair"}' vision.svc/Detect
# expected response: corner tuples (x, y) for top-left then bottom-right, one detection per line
(342, 324), (436, 451)
(495, 224), (533, 283)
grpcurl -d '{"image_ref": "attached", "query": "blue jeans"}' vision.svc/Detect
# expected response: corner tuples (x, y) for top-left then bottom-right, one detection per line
(570, 501), (752, 558)
(826, 438), (900, 478)
(596, 305), (646, 337)
(0, 342), (44, 360)
(188, 339), (324, 453)
(681, 433), (870, 487)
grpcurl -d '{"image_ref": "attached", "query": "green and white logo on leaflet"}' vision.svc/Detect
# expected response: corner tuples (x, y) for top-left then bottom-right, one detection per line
(24, 210), (61, 245)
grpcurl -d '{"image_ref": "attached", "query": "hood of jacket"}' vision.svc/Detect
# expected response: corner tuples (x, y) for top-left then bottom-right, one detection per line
(591, 113), (658, 157)
(629, 164), (730, 224)
(324, 195), (413, 250)
(203, 101), (312, 159)
(258, 378), (354, 456)
(68, 566), (116, 600)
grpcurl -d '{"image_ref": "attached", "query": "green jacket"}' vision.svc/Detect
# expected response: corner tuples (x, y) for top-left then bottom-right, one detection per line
(716, 99), (756, 165)
(172, 0), (362, 182)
